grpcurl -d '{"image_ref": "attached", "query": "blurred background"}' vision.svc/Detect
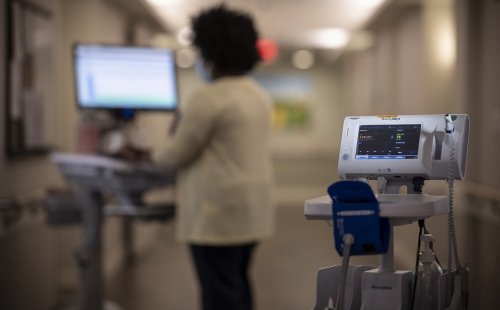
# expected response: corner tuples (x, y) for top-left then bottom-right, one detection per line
(1, 0), (499, 309)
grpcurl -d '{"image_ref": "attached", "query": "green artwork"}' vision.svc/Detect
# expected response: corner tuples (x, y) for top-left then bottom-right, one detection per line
(257, 75), (312, 131)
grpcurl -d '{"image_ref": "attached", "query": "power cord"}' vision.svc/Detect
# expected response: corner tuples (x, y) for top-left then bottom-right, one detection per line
(410, 219), (425, 310)
(335, 233), (354, 310)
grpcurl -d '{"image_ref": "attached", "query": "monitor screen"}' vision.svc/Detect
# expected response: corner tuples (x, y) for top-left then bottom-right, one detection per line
(355, 124), (421, 159)
(73, 44), (178, 111)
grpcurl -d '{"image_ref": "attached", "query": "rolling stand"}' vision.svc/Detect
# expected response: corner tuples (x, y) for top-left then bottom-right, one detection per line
(305, 178), (449, 309)
(51, 153), (175, 310)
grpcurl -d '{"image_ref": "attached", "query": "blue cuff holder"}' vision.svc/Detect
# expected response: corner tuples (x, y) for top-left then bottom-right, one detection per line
(327, 181), (390, 256)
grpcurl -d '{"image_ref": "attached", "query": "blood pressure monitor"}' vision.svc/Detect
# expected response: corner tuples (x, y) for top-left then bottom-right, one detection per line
(338, 114), (469, 180)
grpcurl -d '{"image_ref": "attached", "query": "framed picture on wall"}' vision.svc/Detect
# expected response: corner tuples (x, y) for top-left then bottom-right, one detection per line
(257, 74), (313, 131)
(5, 0), (56, 158)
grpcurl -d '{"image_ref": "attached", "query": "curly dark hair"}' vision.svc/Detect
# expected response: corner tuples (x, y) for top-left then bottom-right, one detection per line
(191, 4), (261, 76)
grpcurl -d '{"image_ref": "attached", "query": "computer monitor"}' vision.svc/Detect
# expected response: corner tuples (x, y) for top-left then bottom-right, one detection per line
(73, 44), (178, 112)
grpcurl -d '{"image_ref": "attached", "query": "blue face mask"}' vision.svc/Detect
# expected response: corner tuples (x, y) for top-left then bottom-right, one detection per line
(195, 60), (212, 82)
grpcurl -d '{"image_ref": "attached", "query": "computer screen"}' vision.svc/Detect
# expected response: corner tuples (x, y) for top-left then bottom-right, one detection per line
(73, 44), (178, 111)
(355, 124), (421, 160)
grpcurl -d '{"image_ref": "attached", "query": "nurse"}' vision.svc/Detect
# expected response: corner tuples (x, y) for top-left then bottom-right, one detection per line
(154, 4), (275, 310)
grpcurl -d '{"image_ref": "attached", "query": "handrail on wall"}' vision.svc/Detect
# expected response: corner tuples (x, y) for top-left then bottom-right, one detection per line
(458, 181), (500, 203)
(455, 181), (500, 227)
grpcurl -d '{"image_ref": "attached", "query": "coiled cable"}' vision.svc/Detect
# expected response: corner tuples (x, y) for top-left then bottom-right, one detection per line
(446, 133), (461, 301)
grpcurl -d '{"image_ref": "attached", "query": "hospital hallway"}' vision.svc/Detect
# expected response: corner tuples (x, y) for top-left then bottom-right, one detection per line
(2, 0), (500, 309)
(7, 158), (500, 310)
(62, 182), (500, 310)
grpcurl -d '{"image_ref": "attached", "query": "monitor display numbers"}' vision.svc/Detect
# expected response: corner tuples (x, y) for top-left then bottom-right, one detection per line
(355, 124), (421, 159)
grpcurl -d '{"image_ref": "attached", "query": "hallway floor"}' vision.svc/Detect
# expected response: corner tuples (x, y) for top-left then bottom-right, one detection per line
(106, 205), (379, 310)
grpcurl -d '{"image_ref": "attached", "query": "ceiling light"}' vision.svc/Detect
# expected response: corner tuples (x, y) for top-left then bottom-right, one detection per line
(357, 0), (386, 8)
(310, 28), (350, 49)
(147, 0), (179, 6)
(292, 50), (315, 70)
(435, 19), (456, 69)
(177, 27), (193, 47)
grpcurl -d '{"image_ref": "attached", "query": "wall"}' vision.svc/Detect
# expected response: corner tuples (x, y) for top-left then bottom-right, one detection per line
(456, 0), (500, 308)
(469, 0), (500, 189)
(422, 0), (458, 113)
(0, 1), (150, 309)
(0, 1), (61, 308)
(0, 0), (65, 199)
(339, 2), (459, 116)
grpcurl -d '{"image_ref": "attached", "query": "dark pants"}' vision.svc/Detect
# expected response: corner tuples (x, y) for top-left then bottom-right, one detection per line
(190, 242), (257, 310)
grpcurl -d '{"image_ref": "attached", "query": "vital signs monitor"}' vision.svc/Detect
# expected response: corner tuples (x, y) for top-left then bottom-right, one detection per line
(338, 114), (469, 180)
